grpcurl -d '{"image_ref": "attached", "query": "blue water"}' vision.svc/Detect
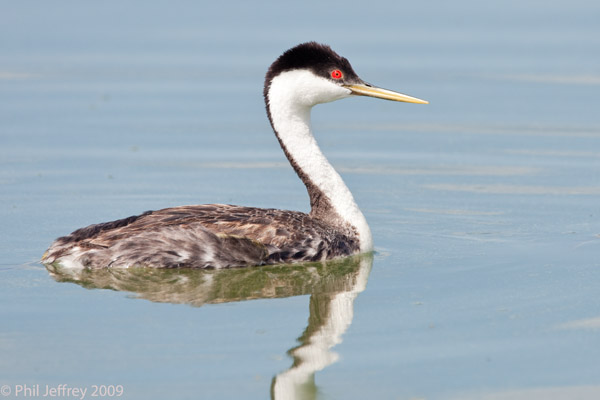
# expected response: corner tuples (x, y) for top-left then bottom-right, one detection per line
(2, 1), (600, 399)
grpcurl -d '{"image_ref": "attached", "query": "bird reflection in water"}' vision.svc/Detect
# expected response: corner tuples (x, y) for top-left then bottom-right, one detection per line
(46, 253), (373, 400)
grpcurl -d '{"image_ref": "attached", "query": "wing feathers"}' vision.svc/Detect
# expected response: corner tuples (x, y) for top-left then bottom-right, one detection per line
(42, 204), (359, 269)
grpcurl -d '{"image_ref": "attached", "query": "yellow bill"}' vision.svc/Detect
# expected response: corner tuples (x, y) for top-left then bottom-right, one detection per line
(345, 83), (428, 104)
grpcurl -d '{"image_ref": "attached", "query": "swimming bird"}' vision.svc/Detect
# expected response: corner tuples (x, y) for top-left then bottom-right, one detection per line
(42, 42), (427, 269)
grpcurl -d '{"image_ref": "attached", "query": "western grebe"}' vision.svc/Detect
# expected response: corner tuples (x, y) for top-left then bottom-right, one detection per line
(42, 42), (427, 269)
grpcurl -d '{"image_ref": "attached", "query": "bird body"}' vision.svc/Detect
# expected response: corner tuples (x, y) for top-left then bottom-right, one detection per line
(42, 42), (427, 269)
(44, 204), (360, 269)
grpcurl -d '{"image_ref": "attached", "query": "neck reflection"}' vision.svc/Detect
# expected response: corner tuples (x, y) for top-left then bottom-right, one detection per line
(272, 255), (372, 400)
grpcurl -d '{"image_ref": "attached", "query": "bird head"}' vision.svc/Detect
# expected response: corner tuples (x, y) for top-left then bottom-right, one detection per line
(264, 42), (428, 109)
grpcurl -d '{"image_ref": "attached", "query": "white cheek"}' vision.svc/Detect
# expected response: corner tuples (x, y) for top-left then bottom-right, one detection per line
(269, 70), (351, 108)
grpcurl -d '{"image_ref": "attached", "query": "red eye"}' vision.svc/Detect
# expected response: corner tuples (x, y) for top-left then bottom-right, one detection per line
(331, 69), (343, 79)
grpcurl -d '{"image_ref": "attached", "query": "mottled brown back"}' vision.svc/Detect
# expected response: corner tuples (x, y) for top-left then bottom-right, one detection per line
(42, 204), (359, 269)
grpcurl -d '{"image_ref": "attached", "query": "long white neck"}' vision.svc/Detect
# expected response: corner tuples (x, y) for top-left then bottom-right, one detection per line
(266, 70), (373, 252)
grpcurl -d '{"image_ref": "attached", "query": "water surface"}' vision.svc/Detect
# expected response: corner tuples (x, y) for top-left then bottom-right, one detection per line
(1, 1), (600, 399)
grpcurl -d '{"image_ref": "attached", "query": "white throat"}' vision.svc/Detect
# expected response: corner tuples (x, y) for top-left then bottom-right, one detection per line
(267, 69), (373, 252)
